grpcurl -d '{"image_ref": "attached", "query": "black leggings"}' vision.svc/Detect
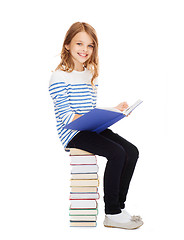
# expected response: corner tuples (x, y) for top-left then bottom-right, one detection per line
(66, 128), (139, 214)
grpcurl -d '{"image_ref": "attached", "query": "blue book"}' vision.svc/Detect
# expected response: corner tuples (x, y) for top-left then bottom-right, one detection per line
(64, 99), (143, 133)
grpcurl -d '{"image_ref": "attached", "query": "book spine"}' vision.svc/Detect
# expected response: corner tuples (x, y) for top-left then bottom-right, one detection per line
(70, 200), (97, 209)
(70, 179), (99, 187)
(70, 161), (97, 165)
(69, 192), (100, 200)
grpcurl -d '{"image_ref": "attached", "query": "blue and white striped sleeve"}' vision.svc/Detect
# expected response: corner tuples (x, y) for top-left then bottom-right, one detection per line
(49, 79), (75, 126)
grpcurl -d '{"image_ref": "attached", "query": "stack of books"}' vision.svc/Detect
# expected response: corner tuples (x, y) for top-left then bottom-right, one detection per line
(69, 148), (100, 227)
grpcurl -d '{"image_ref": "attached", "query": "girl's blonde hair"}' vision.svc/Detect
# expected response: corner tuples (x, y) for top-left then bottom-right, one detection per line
(55, 22), (99, 92)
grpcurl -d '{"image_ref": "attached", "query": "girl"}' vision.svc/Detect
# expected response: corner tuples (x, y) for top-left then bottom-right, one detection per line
(49, 22), (143, 229)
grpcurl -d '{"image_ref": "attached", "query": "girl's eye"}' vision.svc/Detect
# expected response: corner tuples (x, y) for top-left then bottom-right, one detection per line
(77, 43), (94, 48)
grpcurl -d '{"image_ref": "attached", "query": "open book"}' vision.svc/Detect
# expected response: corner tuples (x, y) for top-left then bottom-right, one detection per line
(98, 99), (143, 116)
(64, 99), (143, 133)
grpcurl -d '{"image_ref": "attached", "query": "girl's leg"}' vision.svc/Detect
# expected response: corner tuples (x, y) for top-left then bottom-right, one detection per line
(99, 128), (139, 209)
(66, 130), (127, 214)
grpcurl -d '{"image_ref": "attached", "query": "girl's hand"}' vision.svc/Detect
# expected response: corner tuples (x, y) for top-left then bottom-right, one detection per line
(114, 102), (129, 112)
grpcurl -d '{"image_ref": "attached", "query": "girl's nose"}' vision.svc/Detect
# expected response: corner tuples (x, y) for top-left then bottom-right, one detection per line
(82, 46), (88, 52)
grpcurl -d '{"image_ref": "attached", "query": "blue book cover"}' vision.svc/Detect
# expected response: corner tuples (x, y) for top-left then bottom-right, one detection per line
(64, 100), (143, 133)
(64, 108), (125, 133)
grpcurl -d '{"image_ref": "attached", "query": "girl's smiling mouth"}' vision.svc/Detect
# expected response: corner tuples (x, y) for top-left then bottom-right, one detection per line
(78, 53), (88, 57)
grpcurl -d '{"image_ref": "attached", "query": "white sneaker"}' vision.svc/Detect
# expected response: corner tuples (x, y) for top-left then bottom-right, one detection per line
(122, 209), (143, 222)
(103, 211), (143, 230)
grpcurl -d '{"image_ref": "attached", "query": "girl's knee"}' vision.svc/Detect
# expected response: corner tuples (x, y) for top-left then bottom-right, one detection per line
(129, 144), (139, 160)
(133, 145), (139, 159)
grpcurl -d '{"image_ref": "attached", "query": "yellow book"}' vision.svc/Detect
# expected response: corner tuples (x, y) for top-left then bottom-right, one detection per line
(69, 148), (94, 156)
(70, 221), (97, 227)
(70, 179), (99, 187)
(70, 186), (98, 193)
(71, 173), (98, 179)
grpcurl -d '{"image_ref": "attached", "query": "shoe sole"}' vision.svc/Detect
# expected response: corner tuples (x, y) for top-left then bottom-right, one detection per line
(104, 222), (144, 230)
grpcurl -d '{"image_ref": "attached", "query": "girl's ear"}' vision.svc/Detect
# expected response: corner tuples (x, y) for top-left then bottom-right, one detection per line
(65, 44), (69, 51)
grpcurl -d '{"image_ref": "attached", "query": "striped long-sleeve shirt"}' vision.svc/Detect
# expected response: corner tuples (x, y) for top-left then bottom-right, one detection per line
(49, 67), (98, 152)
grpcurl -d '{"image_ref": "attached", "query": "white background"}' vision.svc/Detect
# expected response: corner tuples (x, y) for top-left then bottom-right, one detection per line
(1, 0), (184, 239)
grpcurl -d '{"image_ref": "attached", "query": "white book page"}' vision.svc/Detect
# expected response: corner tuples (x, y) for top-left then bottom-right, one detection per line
(123, 99), (143, 115)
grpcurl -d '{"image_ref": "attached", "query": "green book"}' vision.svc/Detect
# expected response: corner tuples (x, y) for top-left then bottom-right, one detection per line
(69, 207), (98, 216)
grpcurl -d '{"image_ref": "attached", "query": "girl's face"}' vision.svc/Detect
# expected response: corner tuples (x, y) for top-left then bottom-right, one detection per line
(65, 31), (94, 70)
